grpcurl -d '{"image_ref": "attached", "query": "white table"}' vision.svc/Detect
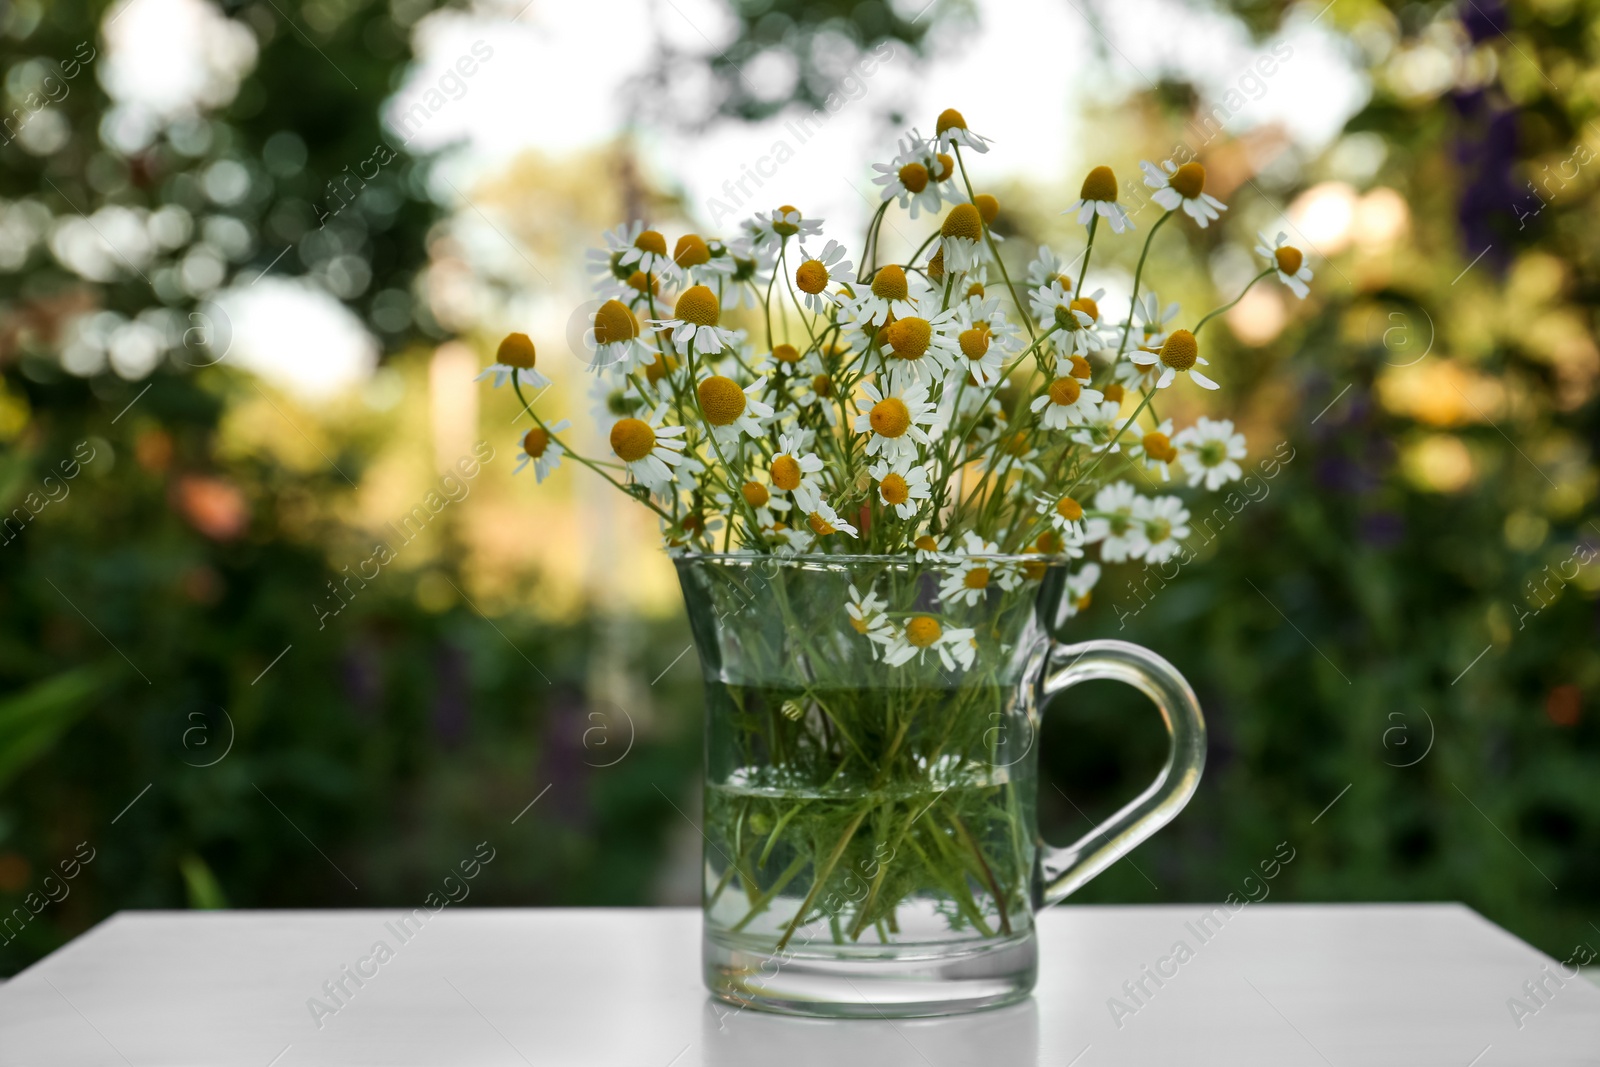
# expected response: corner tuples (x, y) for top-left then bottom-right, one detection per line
(2, 905), (1597, 1065)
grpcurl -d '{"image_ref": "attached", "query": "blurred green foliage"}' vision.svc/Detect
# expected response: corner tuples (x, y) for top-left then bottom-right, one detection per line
(1, 0), (1597, 979)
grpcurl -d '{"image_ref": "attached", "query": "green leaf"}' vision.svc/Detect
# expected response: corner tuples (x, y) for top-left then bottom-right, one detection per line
(0, 669), (104, 790)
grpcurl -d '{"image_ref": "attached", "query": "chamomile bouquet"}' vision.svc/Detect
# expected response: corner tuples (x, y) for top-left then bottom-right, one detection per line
(478, 110), (1311, 953)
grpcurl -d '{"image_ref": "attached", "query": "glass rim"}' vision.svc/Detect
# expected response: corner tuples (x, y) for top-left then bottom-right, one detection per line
(673, 551), (1079, 566)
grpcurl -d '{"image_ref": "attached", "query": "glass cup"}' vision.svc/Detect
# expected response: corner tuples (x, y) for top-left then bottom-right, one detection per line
(676, 553), (1206, 1018)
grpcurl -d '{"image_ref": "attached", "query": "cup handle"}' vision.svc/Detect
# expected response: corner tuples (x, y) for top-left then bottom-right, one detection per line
(1036, 639), (1207, 907)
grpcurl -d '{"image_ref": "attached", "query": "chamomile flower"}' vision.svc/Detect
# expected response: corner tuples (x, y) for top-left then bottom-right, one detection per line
(1028, 280), (1102, 355)
(869, 457), (933, 519)
(853, 380), (942, 461)
(477, 332), (550, 389)
(1141, 159), (1227, 228)
(807, 500), (859, 539)
(608, 405), (687, 491)
(880, 309), (962, 391)
(1065, 165), (1133, 234)
(1030, 375), (1106, 431)
(1036, 492), (1087, 537)
(933, 108), (991, 155)
(696, 374), (774, 444)
(949, 296), (1019, 389)
(939, 534), (1020, 607)
(514, 419), (569, 482)
(588, 302), (653, 377)
(673, 233), (728, 286)
(1067, 399), (1124, 455)
(912, 533), (949, 562)
(725, 477), (790, 529)
(848, 263), (922, 327)
(1026, 245), (1074, 291)
(938, 202), (985, 274)
(746, 206), (821, 251)
(791, 363), (841, 427)
(846, 584), (896, 656)
(883, 617), (966, 668)
(793, 240), (852, 312)
(1256, 231), (1313, 298)
(1059, 562), (1101, 620)
(587, 375), (642, 435)
(1129, 328), (1218, 390)
(615, 225), (679, 281)
(1174, 416), (1247, 490)
(1127, 418), (1177, 481)
(774, 524), (815, 555)
(585, 221), (643, 291)
(769, 432), (826, 512)
(716, 238), (772, 309)
(1136, 494), (1191, 563)
(1084, 481), (1147, 563)
(649, 286), (734, 354)
(873, 137), (946, 218)
(1133, 292), (1180, 349)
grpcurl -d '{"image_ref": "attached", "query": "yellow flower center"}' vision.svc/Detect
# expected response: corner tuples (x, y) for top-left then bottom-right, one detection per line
(942, 203), (982, 240)
(1080, 165), (1118, 203)
(871, 264), (909, 301)
(1148, 518), (1172, 543)
(906, 615), (942, 647)
(1159, 329), (1198, 371)
(1275, 245), (1304, 276)
(741, 481), (770, 508)
(675, 285), (720, 327)
(1071, 296), (1099, 322)
(1036, 530), (1063, 553)
(963, 567), (990, 590)
(1055, 495), (1083, 521)
(1052, 272), (1074, 291)
(1142, 431), (1176, 462)
(1170, 162), (1206, 199)
(497, 332), (536, 369)
(773, 343), (801, 364)
(682, 513), (705, 534)
(625, 270), (655, 294)
(959, 326), (990, 359)
(697, 375), (746, 426)
(522, 427), (549, 458)
(673, 233), (710, 267)
(771, 454), (802, 491)
(773, 205), (800, 237)
(879, 472), (909, 505)
(811, 373), (833, 397)
(1047, 377), (1082, 406)
(887, 316), (932, 361)
(974, 193), (999, 224)
(645, 351), (676, 384)
(914, 534), (939, 552)
(898, 162), (929, 193)
(634, 229), (667, 256)
(966, 282), (985, 298)
(808, 510), (836, 536)
(869, 397), (912, 438)
(1102, 382), (1125, 403)
(933, 153), (954, 182)
(593, 299), (639, 345)
(1069, 354), (1091, 380)
(609, 417), (655, 462)
(935, 108), (967, 134)
(1022, 559), (1047, 581)
(927, 247), (945, 281)
(1004, 431), (1030, 456)
(795, 259), (829, 294)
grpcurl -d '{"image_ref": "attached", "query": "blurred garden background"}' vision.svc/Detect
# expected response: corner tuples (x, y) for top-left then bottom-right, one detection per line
(2, 0), (1597, 976)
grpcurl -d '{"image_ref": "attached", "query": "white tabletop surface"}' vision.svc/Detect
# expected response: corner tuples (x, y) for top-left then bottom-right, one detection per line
(2, 904), (1597, 1065)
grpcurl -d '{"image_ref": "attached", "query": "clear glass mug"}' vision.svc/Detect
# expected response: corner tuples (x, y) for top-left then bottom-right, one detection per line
(676, 553), (1207, 1018)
